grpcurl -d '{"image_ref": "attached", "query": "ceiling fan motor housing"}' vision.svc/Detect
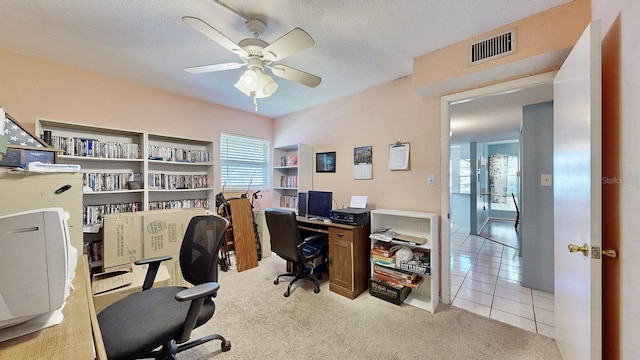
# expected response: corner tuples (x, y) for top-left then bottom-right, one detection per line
(245, 18), (267, 38)
(238, 38), (269, 57)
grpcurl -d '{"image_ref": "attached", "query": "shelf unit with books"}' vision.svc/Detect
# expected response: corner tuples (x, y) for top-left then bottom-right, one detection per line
(146, 133), (214, 211)
(37, 119), (146, 227)
(37, 119), (215, 273)
(272, 143), (312, 211)
(369, 209), (439, 312)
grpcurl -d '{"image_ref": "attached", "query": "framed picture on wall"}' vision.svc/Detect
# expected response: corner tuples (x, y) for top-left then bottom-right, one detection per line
(316, 151), (336, 173)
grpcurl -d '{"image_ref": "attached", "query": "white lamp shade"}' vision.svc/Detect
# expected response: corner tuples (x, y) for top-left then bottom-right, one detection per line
(234, 68), (279, 100)
(259, 73), (278, 96)
(234, 69), (259, 95)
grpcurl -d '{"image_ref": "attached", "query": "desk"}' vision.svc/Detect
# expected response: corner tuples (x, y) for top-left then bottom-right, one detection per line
(297, 217), (370, 299)
(0, 256), (107, 359)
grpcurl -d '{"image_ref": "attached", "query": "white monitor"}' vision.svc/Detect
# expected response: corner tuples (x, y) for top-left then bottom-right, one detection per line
(0, 208), (75, 331)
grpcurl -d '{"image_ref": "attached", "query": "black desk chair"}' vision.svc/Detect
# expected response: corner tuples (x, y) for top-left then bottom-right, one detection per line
(97, 215), (231, 360)
(265, 208), (328, 297)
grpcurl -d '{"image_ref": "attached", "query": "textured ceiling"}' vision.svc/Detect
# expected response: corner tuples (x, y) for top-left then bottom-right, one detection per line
(0, 0), (571, 120)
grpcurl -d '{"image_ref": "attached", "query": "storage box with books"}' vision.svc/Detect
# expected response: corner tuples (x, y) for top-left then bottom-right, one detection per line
(369, 277), (411, 305)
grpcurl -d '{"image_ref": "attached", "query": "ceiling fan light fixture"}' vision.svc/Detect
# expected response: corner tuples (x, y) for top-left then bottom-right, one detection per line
(234, 69), (259, 95)
(259, 73), (278, 96)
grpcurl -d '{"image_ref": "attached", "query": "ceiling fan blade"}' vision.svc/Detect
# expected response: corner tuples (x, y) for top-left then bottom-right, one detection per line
(262, 28), (314, 62)
(182, 16), (248, 57)
(270, 64), (321, 88)
(185, 62), (245, 74)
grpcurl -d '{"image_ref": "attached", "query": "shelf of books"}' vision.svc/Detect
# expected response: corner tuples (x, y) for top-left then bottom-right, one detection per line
(369, 209), (439, 312)
(146, 133), (214, 211)
(272, 143), (312, 211)
(37, 120), (215, 272)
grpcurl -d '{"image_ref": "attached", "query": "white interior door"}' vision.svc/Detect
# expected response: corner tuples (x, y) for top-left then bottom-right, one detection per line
(553, 21), (602, 360)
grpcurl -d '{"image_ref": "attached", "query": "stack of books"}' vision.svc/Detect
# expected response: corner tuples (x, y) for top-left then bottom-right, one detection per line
(370, 241), (395, 266)
(373, 264), (422, 288)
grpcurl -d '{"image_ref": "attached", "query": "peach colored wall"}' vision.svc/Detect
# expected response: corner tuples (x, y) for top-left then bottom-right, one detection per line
(275, 76), (441, 213)
(413, 0), (590, 91)
(0, 48), (274, 206)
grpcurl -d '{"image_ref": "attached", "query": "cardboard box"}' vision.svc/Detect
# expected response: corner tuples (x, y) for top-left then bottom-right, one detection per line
(92, 263), (170, 313)
(142, 208), (206, 258)
(369, 277), (412, 305)
(164, 254), (192, 288)
(102, 208), (206, 269)
(103, 212), (144, 268)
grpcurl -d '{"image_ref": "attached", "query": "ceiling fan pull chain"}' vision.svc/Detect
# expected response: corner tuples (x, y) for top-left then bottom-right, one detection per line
(253, 94), (259, 112)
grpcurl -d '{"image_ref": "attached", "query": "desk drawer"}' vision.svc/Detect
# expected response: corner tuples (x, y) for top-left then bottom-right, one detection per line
(329, 227), (353, 242)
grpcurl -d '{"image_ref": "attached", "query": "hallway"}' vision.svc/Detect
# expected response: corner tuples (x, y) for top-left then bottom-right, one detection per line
(450, 223), (555, 338)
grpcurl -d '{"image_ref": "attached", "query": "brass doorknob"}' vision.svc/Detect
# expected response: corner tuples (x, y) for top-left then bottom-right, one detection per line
(568, 243), (589, 256)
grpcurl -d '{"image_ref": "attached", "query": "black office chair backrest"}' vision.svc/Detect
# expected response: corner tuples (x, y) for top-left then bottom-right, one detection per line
(179, 215), (230, 286)
(265, 208), (302, 262)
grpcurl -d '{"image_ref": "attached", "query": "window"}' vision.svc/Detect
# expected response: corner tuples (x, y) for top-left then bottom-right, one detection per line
(459, 159), (471, 194)
(489, 154), (519, 211)
(220, 133), (270, 190)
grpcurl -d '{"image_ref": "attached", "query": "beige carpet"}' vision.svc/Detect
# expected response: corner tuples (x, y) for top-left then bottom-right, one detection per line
(182, 255), (561, 360)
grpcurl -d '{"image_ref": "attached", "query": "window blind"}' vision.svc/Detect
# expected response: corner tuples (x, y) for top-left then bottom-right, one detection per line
(220, 133), (270, 190)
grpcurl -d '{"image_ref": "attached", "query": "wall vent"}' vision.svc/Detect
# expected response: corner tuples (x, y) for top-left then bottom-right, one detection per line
(468, 28), (517, 66)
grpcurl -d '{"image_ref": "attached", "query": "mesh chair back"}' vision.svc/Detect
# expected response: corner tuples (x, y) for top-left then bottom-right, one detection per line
(179, 215), (230, 286)
(265, 208), (303, 262)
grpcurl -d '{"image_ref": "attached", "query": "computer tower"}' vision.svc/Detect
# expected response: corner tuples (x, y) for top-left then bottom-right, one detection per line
(298, 192), (307, 217)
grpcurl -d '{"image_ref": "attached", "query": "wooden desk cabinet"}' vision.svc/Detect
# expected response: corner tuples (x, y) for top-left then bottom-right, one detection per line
(327, 223), (370, 299)
(296, 218), (370, 299)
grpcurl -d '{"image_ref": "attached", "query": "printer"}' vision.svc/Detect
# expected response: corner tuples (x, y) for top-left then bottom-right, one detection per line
(330, 207), (370, 226)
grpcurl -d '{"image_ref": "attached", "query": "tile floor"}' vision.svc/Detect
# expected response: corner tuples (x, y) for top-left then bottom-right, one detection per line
(450, 223), (556, 338)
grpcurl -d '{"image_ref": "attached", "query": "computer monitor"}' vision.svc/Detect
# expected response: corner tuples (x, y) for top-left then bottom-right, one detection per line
(298, 192), (307, 217)
(307, 190), (333, 220)
(0, 208), (75, 334)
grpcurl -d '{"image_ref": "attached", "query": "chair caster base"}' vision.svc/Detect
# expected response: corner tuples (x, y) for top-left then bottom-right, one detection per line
(274, 279), (279, 285)
(221, 340), (231, 352)
(314, 287), (320, 294)
(284, 290), (290, 297)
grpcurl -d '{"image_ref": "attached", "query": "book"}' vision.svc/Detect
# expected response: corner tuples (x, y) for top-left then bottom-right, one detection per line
(374, 264), (416, 281)
(371, 273), (422, 289)
(372, 241), (396, 256)
(371, 254), (394, 266)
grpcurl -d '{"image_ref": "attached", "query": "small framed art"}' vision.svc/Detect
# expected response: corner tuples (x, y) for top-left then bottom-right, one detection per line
(316, 151), (336, 173)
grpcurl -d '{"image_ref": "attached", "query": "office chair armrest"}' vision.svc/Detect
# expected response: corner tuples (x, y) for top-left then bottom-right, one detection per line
(297, 234), (328, 261)
(174, 282), (221, 344)
(134, 255), (173, 291)
(175, 282), (220, 302)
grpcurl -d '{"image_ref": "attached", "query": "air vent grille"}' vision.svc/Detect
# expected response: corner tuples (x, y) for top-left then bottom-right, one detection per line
(468, 28), (516, 65)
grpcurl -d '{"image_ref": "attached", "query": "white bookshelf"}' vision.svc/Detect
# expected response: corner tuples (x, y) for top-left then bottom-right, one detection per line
(272, 143), (312, 211)
(146, 133), (214, 211)
(37, 119), (215, 272)
(370, 209), (439, 313)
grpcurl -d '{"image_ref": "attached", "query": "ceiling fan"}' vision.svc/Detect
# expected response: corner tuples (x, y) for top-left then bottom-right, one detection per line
(182, 7), (321, 111)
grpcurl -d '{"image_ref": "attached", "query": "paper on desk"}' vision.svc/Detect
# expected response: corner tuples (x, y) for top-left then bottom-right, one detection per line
(350, 195), (367, 209)
(27, 161), (81, 173)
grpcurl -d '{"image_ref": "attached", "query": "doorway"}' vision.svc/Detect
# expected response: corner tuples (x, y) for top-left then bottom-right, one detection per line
(440, 72), (556, 336)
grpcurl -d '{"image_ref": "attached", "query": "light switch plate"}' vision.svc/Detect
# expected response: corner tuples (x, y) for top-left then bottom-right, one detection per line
(427, 174), (436, 187)
(541, 174), (552, 186)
